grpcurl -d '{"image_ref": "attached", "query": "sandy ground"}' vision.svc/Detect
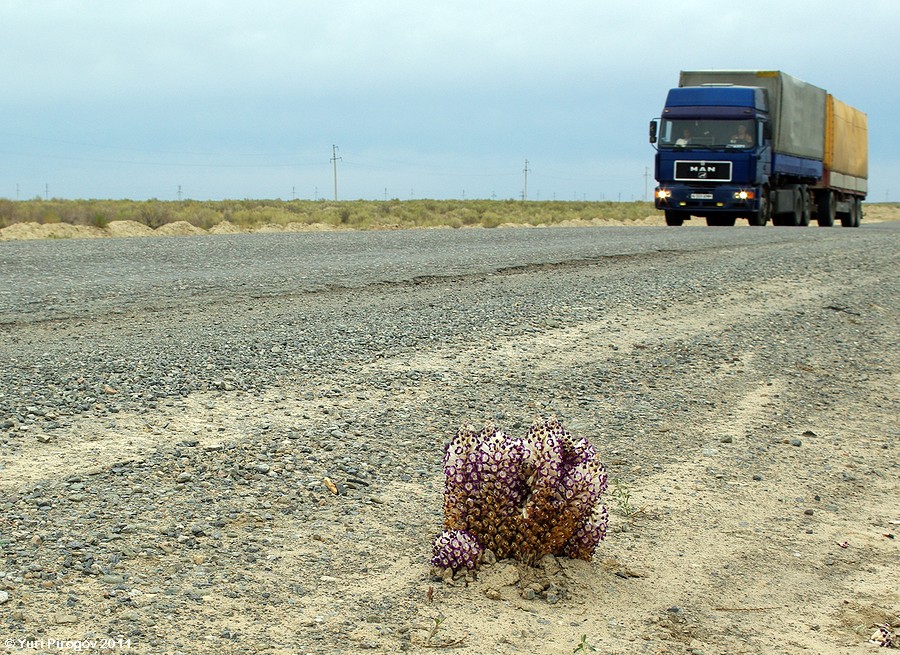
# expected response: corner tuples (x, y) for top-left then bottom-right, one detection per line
(1, 205), (896, 241)
(1, 218), (897, 655)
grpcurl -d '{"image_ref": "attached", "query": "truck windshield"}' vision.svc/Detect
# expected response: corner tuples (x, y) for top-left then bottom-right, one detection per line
(659, 119), (756, 149)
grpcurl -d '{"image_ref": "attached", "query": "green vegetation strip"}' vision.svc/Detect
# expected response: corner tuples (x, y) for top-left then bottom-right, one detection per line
(0, 199), (662, 231)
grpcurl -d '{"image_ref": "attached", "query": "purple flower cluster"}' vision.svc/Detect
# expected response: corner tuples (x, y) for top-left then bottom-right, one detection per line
(431, 529), (484, 572)
(432, 416), (608, 569)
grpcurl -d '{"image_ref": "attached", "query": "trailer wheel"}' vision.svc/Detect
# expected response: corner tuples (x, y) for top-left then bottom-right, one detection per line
(850, 198), (862, 227)
(841, 198), (861, 228)
(664, 210), (686, 226)
(774, 185), (803, 226)
(797, 185), (811, 226)
(817, 191), (836, 227)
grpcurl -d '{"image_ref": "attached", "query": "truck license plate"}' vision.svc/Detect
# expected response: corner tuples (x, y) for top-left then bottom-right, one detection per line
(690, 193), (714, 200)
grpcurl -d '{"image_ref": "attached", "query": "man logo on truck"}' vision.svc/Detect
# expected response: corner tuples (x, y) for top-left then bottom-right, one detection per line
(691, 163), (720, 177)
(673, 160), (732, 182)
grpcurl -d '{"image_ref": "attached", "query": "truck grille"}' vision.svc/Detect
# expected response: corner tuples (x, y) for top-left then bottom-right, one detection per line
(674, 161), (732, 182)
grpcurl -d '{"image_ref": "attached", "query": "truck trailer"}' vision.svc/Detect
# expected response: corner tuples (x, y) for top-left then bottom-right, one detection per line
(649, 70), (868, 227)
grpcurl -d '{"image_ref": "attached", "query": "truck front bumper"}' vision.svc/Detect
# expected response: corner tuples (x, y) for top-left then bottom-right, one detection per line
(654, 185), (761, 214)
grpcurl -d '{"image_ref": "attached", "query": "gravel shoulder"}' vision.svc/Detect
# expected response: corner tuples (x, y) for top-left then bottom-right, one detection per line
(1, 224), (898, 654)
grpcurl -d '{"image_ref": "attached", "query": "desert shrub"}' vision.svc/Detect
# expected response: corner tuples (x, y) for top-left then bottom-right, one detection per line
(481, 212), (503, 228)
(0, 199), (15, 228)
(136, 201), (172, 229)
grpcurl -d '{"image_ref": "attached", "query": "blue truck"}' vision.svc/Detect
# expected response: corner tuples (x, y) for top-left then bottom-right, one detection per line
(650, 70), (868, 227)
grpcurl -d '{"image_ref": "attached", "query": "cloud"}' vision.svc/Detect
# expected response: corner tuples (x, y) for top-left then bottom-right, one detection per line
(1, 0), (898, 200)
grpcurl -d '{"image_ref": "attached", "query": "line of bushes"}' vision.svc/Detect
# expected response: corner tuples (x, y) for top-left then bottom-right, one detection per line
(0, 198), (662, 231)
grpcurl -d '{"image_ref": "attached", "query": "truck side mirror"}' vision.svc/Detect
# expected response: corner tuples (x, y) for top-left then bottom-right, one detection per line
(649, 120), (658, 144)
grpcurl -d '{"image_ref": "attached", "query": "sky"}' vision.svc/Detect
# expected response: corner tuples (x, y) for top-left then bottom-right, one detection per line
(1, 1), (898, 202)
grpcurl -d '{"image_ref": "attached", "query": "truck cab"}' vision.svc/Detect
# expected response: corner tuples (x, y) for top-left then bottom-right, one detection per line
(650, 86), (773, 226)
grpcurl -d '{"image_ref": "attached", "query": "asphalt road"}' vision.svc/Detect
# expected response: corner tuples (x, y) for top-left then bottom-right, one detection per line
(3, 224), (896, 325)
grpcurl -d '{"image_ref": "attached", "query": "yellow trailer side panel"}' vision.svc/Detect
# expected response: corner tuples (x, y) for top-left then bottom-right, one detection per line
(825, 95), (868, 179)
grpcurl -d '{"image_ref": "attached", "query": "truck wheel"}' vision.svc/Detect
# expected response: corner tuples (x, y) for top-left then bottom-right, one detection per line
(665, 211), (686, 226)
(774, 185), (802, 226)
(748, 192), (770, 226)
(817, 191), (836, 227)
(841, 198), (861, 227)
(797, 185), (811, 226)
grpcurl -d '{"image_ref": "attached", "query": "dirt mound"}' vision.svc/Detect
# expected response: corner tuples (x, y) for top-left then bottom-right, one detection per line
(208, 220), (243, 235)
(153, 220), (207, 237)
(0, 222), (104, 241)
(104, 220), (155, 238)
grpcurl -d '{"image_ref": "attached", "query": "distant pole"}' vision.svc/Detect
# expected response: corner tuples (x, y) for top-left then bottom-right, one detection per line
(644, 167), (649, 201)
(523, 159), (530, 201)
(177, 185), (182, 201)
(331, 145), (341, 201)
(16, 183), (19, 200)
(45, 183), (49, 200)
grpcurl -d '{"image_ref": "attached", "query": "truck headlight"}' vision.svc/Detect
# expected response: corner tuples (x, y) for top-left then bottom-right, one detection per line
(733, 190), (755, 200)
(656, 189), (671, 199)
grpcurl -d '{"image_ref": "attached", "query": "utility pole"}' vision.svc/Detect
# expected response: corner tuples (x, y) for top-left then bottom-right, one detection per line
(45, 183), (49, 201)
(177, 185), (182, 201)
(643, 167), (650, 201)
(331, 145), (341, 201)
(523, 159), (530, 201)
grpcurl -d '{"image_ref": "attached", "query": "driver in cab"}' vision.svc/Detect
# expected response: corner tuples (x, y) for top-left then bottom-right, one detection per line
(730, 124), (754, 146)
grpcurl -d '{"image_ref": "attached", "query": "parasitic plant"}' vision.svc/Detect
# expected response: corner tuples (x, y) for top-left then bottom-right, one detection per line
(432, 416), (608, 571)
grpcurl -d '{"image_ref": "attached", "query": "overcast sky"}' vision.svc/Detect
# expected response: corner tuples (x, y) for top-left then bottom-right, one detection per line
(1, 1), (897, 202)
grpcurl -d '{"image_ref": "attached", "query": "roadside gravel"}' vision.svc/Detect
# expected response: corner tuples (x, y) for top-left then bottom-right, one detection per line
(1, 224), (898, 654)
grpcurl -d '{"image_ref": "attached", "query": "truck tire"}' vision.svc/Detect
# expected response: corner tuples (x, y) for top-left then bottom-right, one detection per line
(774, 185), (802, 226)
(747, 191), (770, 226)
(817, 191), (836, 227)
(840, 198), (862, 227)
(665, 210), (686, 226)
(797, 185), (811, 226)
